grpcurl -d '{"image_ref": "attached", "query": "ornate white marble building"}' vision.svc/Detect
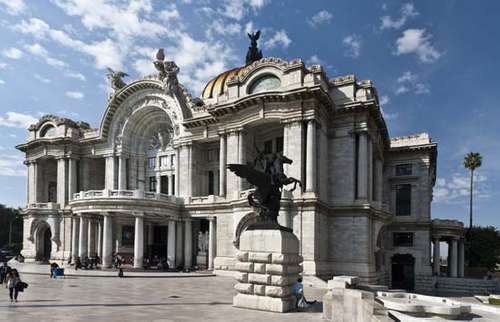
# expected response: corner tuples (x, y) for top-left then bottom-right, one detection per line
(16, 46), (465, 290)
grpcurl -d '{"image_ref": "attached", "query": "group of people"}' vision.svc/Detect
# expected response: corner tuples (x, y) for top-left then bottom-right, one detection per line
(0, 262), (27, 303)
(74, 256), (100, 270)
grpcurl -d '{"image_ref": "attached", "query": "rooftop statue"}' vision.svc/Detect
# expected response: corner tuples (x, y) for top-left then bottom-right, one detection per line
(106, 67), (129, 91)
(153, 48), (180, 96)
(245, 30), (263, 65)
(227, 144), (302, 231)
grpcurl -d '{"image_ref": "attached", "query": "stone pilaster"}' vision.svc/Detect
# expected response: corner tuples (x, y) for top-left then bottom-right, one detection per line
(357, 132), (369, 200)
(105, 156), (116, 190)
(118, 156), (127, 190)
(68, 158), (77, 201)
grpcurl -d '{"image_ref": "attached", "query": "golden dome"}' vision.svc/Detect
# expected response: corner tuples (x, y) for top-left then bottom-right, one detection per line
(202, 66), (247, 99)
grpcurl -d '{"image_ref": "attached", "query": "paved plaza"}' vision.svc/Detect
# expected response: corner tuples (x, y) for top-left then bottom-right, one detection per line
(0, 274), (325, 322)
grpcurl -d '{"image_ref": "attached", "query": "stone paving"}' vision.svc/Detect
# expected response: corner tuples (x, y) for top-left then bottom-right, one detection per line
(0, 274), (326, 322)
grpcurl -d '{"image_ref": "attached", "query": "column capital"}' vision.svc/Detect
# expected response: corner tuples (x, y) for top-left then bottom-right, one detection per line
(133, 211), (145, 218)
(207, 216), (216, 222)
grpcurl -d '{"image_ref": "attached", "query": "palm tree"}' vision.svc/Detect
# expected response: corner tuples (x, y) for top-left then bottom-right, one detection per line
(463, 152), (482, 229)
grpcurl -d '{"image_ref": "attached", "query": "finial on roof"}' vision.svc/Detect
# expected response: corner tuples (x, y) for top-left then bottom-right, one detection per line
(245, 30), (263, 65)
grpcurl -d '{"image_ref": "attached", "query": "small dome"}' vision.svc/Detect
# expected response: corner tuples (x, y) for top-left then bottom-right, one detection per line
(201, 66), (247, 99)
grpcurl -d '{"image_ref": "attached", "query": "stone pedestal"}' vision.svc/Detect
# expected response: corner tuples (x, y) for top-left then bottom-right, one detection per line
(233, 228), (302, 313)
(196, 251), (207, 268)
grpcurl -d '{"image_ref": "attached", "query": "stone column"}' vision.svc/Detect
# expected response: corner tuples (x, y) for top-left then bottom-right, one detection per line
(238, 130), (245, 191)
(167, 220), (176, 268)
(433, 237), (440, 275)
(219, 134), (226, 197)
(155, 172), (161, 194)
(57, 158), (67, 207)
(105, 156), (116, 190)
(167, 175), (173, 196)
(78, 216), (88, 259)
(305, 120), (316, 192)
(27, 161), (38, 204)
(184, 219), (193, 269)
(97, 219), (103, 258)
(68, 158), (77, 201)
(118, 156), (127, 190)
(71, 216), (80, 262)
(102, 214), (113, 268)
(137, 156), (145, 191)
(134, 215), (144, 268)
(357, 132), (369, 200)
(450, 238), (458, 277)
(175, 152), (180, 196)
(458, 239), (465, 278)
(88, 219), (96, 257)
(208, 217), (216, 270)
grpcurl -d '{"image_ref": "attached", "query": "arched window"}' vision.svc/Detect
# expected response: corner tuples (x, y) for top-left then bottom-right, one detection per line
(40, 125), (56, 138)
(248, 75), (281, 94)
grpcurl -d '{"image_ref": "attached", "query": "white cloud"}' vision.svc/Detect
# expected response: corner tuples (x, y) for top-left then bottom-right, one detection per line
(343, 34), (362, 58)
(379, 95), (390, 106)
(380, 3), (418, 30)
(434, 173), (490, 203)
(206, 20), (241, 38)
(0, 0), (26, 15)
(395, 29), (441, 63)
(263, 30), (291, 49)
(0, 62), (6, 69)
(0, 112), (37, 128)
(65, 91), (84, 99)
(219, 0), (268, 20)
(0, 79), (5, 85)
(395, 71), (430, 95)
(397, 71), (417, 83)
(0, 154), (26, 177)
(65, 71), (86, 81)
(307, 55), (324, 65)
(159, 5), (180, 22)
(34, 74), (51, 83)
(414, 83), (430, 94)
(25, 43), (68, 68)
(1, 47), (23, 60)
(308, 10), (333, 28)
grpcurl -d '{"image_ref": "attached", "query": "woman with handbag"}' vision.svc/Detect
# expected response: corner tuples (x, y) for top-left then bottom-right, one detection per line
(5, 269), (21, 303)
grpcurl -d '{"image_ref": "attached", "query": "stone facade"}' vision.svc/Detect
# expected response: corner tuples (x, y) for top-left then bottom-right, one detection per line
(16, 56), (463, 289)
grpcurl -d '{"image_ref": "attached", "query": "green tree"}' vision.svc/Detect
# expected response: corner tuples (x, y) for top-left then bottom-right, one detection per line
(0, 205), (23, 252)
(465, 226), (500, 270)
(463, 152), (482, 229)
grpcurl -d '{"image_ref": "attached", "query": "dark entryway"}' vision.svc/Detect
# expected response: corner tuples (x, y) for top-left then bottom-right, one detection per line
(149, 226), (168, 258)
(391, 254), (415, 291)
(36, 224), (52, 262)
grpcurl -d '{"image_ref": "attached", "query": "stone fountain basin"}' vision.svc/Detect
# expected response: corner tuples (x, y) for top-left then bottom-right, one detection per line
(376, 292), (471, 317)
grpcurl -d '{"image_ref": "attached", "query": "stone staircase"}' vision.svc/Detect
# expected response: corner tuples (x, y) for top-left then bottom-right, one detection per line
(416, 274), (499, 296)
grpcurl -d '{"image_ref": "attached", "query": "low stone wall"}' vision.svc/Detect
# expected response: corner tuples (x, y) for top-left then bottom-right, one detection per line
(416, 275), (499, 295)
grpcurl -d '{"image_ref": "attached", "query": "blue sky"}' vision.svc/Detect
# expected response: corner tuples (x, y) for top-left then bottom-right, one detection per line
(0, 1), (498, 227)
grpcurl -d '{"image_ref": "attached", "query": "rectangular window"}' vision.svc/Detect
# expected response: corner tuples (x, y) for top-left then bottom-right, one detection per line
(161, 175), (168, 194)
(171, 174), (175, 195)
(170, 155), (175, 167)
(396, 163), (412, 176)
(208, 171), (215, 195)
(147, 157), (156, 169)
(396, 184), (412, 216)
(275, 136), (284, 153)
(393, 232), (414, 247)
(149, 176), (157, 192)
(160, 156), (168, 168)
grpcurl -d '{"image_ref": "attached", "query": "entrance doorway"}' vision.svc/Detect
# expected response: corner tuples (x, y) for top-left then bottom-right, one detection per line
(391, 254), (415, 291)
(150, 226), (168, 258)
(36, 223), (52, 262)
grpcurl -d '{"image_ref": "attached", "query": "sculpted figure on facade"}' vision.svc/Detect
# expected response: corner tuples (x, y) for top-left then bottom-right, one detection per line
(106, 67), (129, 91)
(197, 231), (208, 253)
(153, 48), (180, 97)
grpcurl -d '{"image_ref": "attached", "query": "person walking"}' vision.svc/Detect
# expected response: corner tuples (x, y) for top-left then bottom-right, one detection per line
(5, 269), (21, 303)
